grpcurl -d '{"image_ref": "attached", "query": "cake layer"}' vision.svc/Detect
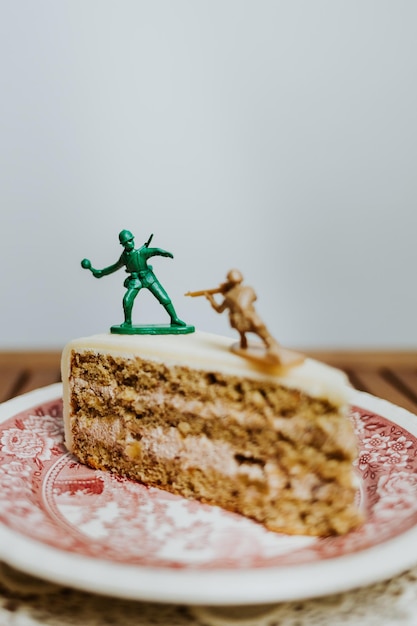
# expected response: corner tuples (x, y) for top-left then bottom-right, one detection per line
(61, 331), (362, 536)
(62, 331), (351, 435)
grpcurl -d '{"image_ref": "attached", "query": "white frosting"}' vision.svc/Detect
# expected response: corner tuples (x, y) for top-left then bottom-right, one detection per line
(61, 330), (351, 450)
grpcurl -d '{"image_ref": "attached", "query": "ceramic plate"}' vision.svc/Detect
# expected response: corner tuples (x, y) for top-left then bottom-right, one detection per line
(1, 383), (417, 605)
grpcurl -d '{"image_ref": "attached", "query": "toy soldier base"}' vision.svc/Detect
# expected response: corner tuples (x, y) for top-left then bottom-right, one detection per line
(110, 323), (195, 336)
(231, 341), (304, 369)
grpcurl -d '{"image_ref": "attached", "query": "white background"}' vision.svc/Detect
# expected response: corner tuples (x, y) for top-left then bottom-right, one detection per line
(1, 1), (416, 349)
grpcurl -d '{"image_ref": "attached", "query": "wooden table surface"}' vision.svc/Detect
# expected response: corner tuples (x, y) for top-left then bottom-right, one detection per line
(1, 349), (417, 415)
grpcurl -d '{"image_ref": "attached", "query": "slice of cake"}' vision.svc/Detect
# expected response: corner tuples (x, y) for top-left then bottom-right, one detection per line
(61, 331), (362, 536)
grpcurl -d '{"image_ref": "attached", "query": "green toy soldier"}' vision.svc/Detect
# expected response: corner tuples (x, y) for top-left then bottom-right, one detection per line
(82, 230), (193, 335)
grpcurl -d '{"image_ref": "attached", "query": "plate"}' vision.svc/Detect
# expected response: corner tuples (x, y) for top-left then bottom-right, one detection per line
(1, 383), (417, 605)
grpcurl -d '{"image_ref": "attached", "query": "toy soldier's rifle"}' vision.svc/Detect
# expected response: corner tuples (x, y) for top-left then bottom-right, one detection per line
(185, 282), (229, 298)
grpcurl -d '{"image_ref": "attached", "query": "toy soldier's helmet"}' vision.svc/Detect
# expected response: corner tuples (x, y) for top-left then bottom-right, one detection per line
(227, 269), (243, 284)
(119, 229), (134, 245)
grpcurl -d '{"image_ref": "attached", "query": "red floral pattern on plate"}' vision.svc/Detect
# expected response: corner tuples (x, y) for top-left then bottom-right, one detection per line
(1, 399), (417, 570)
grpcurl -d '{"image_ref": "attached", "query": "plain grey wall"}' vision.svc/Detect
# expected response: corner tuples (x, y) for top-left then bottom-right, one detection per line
(1, 1), (417, 349)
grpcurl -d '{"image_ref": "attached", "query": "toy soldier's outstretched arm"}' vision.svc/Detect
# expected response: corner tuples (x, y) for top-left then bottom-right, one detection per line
(81, 256), (124, 278)
(143, 247), (174, 260)
(205, 292), (228, 314)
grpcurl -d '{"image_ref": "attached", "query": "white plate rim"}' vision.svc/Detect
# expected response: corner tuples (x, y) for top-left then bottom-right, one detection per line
(1, 383), (417, 605)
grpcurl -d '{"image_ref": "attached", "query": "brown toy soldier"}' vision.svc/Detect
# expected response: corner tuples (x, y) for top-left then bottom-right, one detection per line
(206, 269), (280, 355)
(186, 269), (304, 368)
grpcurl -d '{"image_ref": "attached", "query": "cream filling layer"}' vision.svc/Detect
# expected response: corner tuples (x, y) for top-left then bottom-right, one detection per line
(128, 426), (360, 502)
(74, 414), (342, 503)
(126, 427), (348, 502)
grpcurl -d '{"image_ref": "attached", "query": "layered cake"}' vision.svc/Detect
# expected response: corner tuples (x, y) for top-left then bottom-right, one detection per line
(61, 331), (363, 536)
